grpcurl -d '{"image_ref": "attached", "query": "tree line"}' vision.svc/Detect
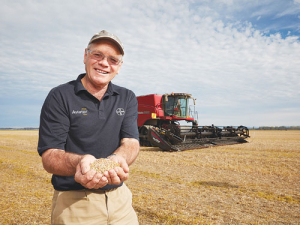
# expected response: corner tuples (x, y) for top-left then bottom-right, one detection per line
(255, 126), (300, 130)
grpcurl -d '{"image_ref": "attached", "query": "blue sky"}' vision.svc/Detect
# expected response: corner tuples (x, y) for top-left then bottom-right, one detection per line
(1, 0), (300, 128)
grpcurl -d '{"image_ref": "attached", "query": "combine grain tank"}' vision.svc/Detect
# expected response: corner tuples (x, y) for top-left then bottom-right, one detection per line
(137, 93), (249, 151)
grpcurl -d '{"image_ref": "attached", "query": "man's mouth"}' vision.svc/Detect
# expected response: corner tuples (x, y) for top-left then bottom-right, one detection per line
(95, 69), (108, 74)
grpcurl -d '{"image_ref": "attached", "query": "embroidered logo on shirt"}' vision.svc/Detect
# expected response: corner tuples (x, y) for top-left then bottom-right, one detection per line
(72, 107), (88, 115)
(116, 108), (125, 116)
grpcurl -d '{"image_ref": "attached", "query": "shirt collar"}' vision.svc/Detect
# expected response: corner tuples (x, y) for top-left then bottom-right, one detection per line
(74, 73), (119, 96)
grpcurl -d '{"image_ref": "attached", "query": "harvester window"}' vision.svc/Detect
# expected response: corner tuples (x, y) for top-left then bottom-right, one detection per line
(165, 97), (175, 116)
(164, 96), (188, 117)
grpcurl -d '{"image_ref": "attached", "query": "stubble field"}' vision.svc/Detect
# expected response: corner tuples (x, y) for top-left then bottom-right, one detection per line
(0, 130), (299, 224)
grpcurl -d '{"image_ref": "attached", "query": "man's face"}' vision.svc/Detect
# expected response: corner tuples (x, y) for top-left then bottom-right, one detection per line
(83, 40), (123, 89)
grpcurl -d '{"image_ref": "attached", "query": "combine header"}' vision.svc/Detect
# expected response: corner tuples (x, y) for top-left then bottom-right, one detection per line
(137, 93), (249, 151)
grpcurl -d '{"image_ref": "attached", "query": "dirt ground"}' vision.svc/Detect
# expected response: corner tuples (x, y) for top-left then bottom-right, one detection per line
(0, 130), (299, 224)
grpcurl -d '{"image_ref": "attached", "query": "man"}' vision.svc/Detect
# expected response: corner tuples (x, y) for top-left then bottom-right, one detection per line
(38, 30), (140, 225)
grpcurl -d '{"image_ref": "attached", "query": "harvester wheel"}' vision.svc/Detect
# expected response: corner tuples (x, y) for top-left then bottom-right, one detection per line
(139, 126), (152, 147)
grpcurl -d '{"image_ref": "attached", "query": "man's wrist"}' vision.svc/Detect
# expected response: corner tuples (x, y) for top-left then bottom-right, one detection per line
(107, 153), (117, 158)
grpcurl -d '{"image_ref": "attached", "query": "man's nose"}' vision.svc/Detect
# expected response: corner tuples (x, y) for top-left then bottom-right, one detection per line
(98, 56), (109, 66)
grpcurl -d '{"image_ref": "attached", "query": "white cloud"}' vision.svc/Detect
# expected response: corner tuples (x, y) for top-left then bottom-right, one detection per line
(0, 0), (300, 127)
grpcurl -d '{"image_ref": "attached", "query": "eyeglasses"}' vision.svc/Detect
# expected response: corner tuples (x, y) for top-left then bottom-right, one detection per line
(87, 49), (122, 65)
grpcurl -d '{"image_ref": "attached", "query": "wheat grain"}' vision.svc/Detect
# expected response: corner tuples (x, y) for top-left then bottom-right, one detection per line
(90, 158), (120, 174)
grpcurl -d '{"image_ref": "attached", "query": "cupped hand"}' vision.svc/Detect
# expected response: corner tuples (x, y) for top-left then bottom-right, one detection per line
(74, 154), (108, 189)
(104, 154), (129, 185)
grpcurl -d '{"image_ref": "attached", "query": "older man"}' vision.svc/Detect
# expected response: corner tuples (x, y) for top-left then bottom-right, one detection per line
(38, 30), (140, 225)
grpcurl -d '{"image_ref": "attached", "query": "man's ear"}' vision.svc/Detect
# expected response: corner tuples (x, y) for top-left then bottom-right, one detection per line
(83, 48), (88, 64)
(116, 60), (123, 75)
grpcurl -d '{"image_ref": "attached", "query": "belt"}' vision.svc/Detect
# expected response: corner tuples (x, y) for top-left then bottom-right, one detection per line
(79, 187), (118, 194)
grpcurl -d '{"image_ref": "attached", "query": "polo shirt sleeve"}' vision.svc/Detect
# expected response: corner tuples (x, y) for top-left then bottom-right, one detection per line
(120, 91), (139, 140)
(37, 88), (70, 156)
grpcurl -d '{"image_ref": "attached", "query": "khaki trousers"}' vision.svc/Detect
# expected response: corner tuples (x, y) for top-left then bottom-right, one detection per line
(51, 184), (138, 225)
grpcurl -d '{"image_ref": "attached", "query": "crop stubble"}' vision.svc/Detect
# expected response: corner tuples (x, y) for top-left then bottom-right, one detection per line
(0, 130), (299, 224)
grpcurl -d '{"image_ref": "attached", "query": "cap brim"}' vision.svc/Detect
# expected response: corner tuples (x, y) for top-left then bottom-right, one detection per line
(89, 37), (124, 55)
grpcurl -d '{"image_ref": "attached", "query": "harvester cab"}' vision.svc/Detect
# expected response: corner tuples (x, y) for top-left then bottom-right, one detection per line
(163, 93), (195, 119)
(137, 93), (249, 151)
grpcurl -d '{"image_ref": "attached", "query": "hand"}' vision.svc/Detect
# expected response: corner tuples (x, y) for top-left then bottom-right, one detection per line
(74, 154), (108, 189)
(104, 154), (129, 185)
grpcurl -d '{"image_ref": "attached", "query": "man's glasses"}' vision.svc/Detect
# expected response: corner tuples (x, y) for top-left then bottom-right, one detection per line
(87, 49), (122, 66)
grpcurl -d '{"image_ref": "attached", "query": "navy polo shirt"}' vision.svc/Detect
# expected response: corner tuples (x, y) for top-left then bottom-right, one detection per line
(38, 73), (139, 191)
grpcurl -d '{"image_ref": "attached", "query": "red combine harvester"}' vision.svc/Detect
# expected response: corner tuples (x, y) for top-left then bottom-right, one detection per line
(137, 93), (249, 151)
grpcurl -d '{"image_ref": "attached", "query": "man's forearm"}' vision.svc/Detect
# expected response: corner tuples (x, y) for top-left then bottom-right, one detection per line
(114, 138), (140, 166)
(42, 149), (83, 176)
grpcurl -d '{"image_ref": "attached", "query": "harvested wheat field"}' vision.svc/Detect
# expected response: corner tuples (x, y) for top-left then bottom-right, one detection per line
(0, 130), (299, 224)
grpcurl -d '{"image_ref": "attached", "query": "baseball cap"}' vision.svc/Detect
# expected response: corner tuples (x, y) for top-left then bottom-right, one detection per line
(88, 30), (124, 55)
